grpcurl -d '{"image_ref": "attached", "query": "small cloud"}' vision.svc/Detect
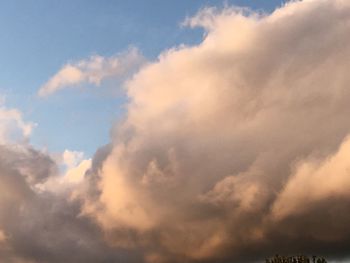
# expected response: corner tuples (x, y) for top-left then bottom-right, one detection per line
(63, 149), (85, 169)
(38, 47), (145, 97)
(0, 105), (35, 144)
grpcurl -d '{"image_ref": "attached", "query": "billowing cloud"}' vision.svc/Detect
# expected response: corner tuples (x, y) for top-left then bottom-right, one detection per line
(37, 150), (92, 193)
(0, 101), (140, 262)
(38, 47), (145, 97)
(2, 0), (350, 262)
(0, 143), (141, 263)
(76, 0), (350, 262)
(272, 135), (350, 220)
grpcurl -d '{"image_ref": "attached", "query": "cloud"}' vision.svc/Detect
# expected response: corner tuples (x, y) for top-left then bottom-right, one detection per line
(62, 149), (85, 169)
(38, 47), (145, 97)
(0, 148), (138, 262)
(0, 105), (35, 144)
(0, 229), (6, 243)
(2, 0), (350, 262)
(37, 150), (92, 193)
(0, 101), (140, 262)
(75, 0), (350, 262)
(0, 145), (140, 263)
(272, 136), (350, 221)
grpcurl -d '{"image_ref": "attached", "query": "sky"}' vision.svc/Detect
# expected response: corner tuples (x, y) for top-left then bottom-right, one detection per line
(0, 0), (283, 156)
(2, 0), (350, 263)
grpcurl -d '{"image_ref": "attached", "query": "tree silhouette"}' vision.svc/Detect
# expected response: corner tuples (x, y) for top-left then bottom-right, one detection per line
(265, 255), (327, 263)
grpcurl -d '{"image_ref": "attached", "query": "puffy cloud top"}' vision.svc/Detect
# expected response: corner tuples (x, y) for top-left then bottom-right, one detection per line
(3, 0), (350, 262)
(79, 0), (350, 262)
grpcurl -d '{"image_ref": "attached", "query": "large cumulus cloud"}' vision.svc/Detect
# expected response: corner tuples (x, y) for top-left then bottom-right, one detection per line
(78, 0), (350, 262)
(2, 0), (350, 262)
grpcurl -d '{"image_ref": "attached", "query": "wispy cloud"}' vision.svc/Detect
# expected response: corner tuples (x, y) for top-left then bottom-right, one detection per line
(38, 47), (145, 97)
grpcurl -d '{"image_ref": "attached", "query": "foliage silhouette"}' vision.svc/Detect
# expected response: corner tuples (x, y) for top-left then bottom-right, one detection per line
(265, 255), (327, 263)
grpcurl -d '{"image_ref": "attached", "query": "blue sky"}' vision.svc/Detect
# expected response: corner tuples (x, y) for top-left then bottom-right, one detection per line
(0, 0), (284, 156)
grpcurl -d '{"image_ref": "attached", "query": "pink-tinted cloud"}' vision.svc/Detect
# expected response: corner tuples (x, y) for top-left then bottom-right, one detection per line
(38, 47), (145, 97)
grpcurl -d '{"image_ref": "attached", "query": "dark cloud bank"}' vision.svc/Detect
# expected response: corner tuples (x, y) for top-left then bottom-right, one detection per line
(2, 0), (350, 262)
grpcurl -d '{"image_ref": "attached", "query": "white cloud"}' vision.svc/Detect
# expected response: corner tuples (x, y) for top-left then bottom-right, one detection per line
(36, 149), (91, 193)
(0, 104), (35, 145)
(62, 149), (85, 169)
(38, 47), (145, 97)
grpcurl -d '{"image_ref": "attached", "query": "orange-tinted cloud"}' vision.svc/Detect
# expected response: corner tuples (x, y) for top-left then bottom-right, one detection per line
(80, 0), (350, 261)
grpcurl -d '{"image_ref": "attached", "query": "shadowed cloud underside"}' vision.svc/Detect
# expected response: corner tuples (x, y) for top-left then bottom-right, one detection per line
(1, 1), (350, 262)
